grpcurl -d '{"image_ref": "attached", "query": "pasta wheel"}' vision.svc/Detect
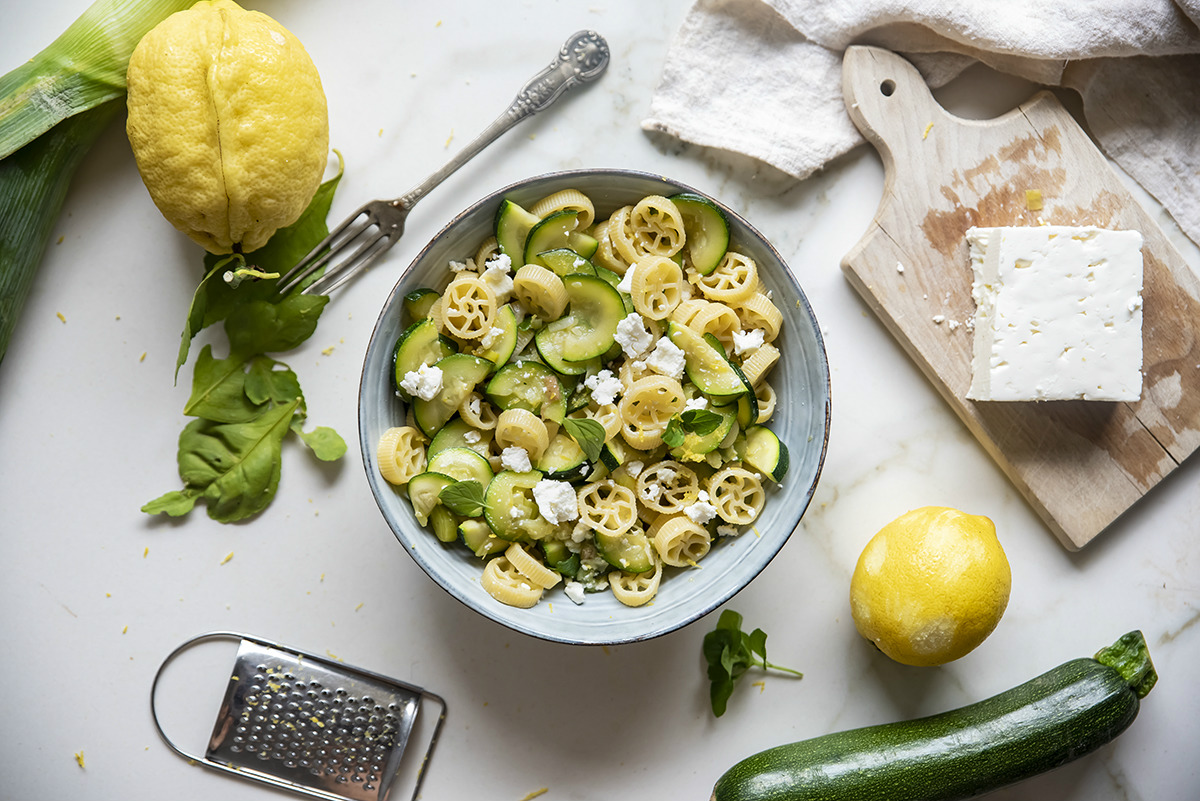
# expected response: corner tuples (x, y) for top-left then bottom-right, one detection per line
(694, 251), (757, 304)
(609, 556), (663, 607)
(376, 426), (426, 486)
(740, 341), (780, 386)
(512, 263), (569, 320)
(689, 301), (742, 353)
(530, 188), (595, 230)
(670, 298), (708, 327)
(577, 480), (638, 538)
(650, 514), (712, 567)
(458, 392), (498, 430)
(738, 292), (783, 342)
(590, 218), (630, 275)
(629, 255), (685, 320)
(629, 195), (685, 258)
(618, 356), (650, 389)
(495, 408), (549, 460)
(475, 235), (502, 269)
(619, 375), (685, 449)
(442, 273), (497, 340)
(607, 205), (642, 266)
(481, 556), (544, 608)
(636, 460), (699, 514)
(709, 466), (766, 525)
(754, 382), (777, 423)
(505, 543), (561, 589)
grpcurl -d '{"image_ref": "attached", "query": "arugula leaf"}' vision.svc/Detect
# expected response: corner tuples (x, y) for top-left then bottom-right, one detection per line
(440, 480), (487, 517)
(563, 417), (606, 462)
(182, 345), (263, 423)
(703, 609), (802, 717)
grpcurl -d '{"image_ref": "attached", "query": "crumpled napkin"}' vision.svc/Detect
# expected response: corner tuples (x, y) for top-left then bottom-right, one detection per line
(643, 0), (1200, 244)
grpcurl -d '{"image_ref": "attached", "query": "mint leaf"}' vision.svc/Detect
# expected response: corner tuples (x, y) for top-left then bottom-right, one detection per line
(440, 480), (487, 517)
(681, 408), (722, 436)
(563, 417), (606, 462)
(702, 609), (802, 717)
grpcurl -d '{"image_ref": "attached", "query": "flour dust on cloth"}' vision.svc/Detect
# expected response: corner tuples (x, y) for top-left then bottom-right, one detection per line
(643, 0), (1200, 244)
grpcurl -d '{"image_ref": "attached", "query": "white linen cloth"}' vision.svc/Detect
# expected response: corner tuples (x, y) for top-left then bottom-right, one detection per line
(643, 0), (1200, 244)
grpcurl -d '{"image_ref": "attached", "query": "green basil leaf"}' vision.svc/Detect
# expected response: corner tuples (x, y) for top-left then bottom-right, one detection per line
(245, 357), (303, 406)
(140, 488), (200, 517)
(681, 408), (723, 436)
(662, 417), (685, 449)
(440, 480), (487, 517)
(292, 421), (348, 462)
(176, 255), (240, 381)
(225, 293), (329, 359)
(563, 417), (606, 462)
(702, 609), (802, 718)
(182, 345), (260, 422)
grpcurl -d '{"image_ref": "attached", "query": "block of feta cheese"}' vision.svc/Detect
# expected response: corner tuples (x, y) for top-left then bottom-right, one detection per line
(965, 225), (1144, 402)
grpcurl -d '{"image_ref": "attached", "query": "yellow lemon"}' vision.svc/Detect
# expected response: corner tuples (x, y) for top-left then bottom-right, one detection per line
(850, 506), (1011, 667)
(126, 0), (328, 254)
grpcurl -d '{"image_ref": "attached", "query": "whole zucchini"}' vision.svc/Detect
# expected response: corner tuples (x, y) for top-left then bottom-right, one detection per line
(713, 631), (1157, 801)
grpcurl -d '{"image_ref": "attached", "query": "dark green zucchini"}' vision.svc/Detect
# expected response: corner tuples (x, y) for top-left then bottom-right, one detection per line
(713, 631), (1157, 801)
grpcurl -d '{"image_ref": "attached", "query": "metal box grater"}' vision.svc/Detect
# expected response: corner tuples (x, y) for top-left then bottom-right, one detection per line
(152, 632), (446, 801)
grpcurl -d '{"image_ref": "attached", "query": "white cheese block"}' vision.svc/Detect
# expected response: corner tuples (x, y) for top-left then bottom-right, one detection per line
(966, 225), (1144, 402)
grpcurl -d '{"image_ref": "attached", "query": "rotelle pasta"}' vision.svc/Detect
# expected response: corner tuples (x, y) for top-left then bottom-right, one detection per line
(377, 188), (791, 610)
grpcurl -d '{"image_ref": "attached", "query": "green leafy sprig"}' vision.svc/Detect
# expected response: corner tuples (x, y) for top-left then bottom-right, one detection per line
(703, 609), (803, 717)
(663, 408), (724, 449)
(439, 480), (488, 517)
(143, 157), (348, 523)
(563, 417), (606, 462)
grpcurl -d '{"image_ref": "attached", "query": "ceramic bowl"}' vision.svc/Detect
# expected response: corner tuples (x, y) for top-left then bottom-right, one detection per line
(359, 169), (829, 644)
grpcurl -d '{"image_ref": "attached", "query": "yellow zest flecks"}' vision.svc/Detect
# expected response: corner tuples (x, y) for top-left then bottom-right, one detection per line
(326, 650), (342, 662)
(122, 625), (128, 634)
(57, 235), (65, 244)
(520, 790), (548, 801)
(445, 130), (454, 148)
(322, 346), (335, 356)
(57, 312), (67, 323)
(922, 122), (934, 140)
(139, 352), (147, 362)
(74, 751), (85, 769)
(355, 602), (364, 611)
(1025, 189), (1044, 211)
(221, 552), (234, 565)
(143, 546), (149, 558)
(752, 680), (766, 693)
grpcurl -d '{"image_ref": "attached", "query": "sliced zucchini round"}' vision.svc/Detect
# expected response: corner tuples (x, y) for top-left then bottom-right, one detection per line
(535, 247), (596, 277)
(534, 274), (625, 364)
(472, 302), (518, 371)
(595, 528), (655, 573)
(392, 317), (458, 398)
(412, 353), (493, 437)
(670, 192), (730, 275)
(494, 198), (540, 269)
(483, 470), (560, 542)
(667, 320), (747, 401)
(428, 416), (490, 459)
(536, 431), (589, 481)
(485, 360), (567, 424)
(406, 471), (456, 526)
(428, 504), (459, 543)
(460, 518), (505, 558)
(523, 210), (580, 267)
(402, 288), (440, 323)
(427, 447), (495, 486)
(669, 405), (738, 462)
(744, 424), (789, 483)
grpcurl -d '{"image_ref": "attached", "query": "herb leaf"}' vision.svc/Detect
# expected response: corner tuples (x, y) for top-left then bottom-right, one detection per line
(440, 480), (487, 517)
(182, 345), (263, 422)
(662, 417), (685, 449)
(563, 417), (606, 462)
(702, 609), (803, 717)
(681, 408), (722, 436)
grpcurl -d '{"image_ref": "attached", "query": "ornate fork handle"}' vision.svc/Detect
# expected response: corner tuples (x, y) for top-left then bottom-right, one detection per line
(395, 30), (610, 210)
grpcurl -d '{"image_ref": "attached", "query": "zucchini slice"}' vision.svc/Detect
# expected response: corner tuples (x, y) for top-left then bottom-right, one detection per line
(670, 192), (730, 275)
(460, 518), (505, 558)
(428, 417), (491, 459)
(495, 199), (540, 269)
(536, 431), (590, 481)
(483, 470), (561, 542)
(535, 247), (597, 277)
(667, 321), (747, 401)
(402, 287), (440, 322)
(744, 425), (789, 483)
(534, 274), (625, 364)
(412, 353), (493, 436)
(485, 360), (568, 424)
(392, 318), (458, 398)
(523, 209), (580, 267)
(540, 539), (580, 578)
(472, 302), (519, 371)
(429, 505), (459, 543)
(669, 405), (738, 462)
(427, 446), (495, 486)
(406, 471), (456, 526)
(594, 528), (655, 573)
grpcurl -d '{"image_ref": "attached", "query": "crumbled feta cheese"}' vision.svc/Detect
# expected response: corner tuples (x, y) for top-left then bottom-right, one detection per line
(614, 312), (654, 359)
(464, 430), (481, 445)
(931, 314), (946, 324)
(683, 396), (708, 412)
(533, 479), (579, 524)
(468, 396), (482, 417)
(640, 483), (662, 503)
(501, 446), (532, 473)
(625, 460), (645, 478)
(584, 369), (623, 406)
(399, 362), (443, 401)
(480, 325), (504, 348)
(717, 524), (740, 538)
(481, 253), (514, 302)
(658, 466), (677, 483)
(645, 337), (686, 380)
(448, 259), (471, 272)
(732, 328), (765, 356)
(616, 264), (637, 294)
(684, 490), (718, 525)
(563, 580), (586, 605)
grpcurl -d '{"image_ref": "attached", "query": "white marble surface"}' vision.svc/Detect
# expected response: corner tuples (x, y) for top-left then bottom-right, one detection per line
(2, 2), (1198, 800)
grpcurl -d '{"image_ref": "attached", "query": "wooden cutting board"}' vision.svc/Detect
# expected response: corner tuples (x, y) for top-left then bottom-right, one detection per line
(840, 46), (1200, 550)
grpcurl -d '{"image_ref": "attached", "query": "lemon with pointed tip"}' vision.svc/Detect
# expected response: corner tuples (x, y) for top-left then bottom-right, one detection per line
(126, 0), (328, 254)
(850, 506), (1011, 667)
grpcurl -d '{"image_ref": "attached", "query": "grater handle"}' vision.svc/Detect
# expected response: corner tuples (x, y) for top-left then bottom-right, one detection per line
(149, 631), (244, 765)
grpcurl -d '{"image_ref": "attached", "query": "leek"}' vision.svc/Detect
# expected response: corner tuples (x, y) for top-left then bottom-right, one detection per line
(0, 0), (195, 364)
(0, 0), (194, 159)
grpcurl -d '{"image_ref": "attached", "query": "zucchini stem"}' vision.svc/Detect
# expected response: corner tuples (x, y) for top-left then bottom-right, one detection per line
(1094, 630), (1158, 699)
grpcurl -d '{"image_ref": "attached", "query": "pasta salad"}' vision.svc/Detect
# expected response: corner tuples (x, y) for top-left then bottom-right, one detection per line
(376, 188), (789, 609)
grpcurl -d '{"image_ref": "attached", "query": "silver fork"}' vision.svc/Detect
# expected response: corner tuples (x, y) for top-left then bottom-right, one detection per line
(274, 30), (610, 297)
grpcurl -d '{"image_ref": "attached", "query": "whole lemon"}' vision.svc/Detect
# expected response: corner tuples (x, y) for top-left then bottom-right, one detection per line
(850, 506), (1011, 667)
(126, 0), (329, 254)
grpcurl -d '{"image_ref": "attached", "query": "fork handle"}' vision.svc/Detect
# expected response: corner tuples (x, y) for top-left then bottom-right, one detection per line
(393, 30), (610, 209)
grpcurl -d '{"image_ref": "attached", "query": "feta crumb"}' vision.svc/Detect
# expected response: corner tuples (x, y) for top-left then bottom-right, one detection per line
(614, 312), (654, 359)
(684, 490), (718, 525)
(464, 430), (481, 445)
(501, 446), (532, 473)
(640, 484), (662, 503)
(625, 460), (645, 478)
(683, 397), (708, 412)
(616, 263), (637, 294)
(732, 328), (765, 356)
(645, 337), (686, 380)
(481, 253), (514, 302)
(717, 524), (740, 538)
(563, 581), (586, 605)
(533, 479), (579, 524)
(479, 325), (504, 348)
(896, 262), (905, 274)
(659, 466), (677, 482)
(399, 363), (443, 401)
(932, 314), (946, 324)
(468, 396), (482, 416)
(584, 369), (623, 406)
(448, 259), (471, 272)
